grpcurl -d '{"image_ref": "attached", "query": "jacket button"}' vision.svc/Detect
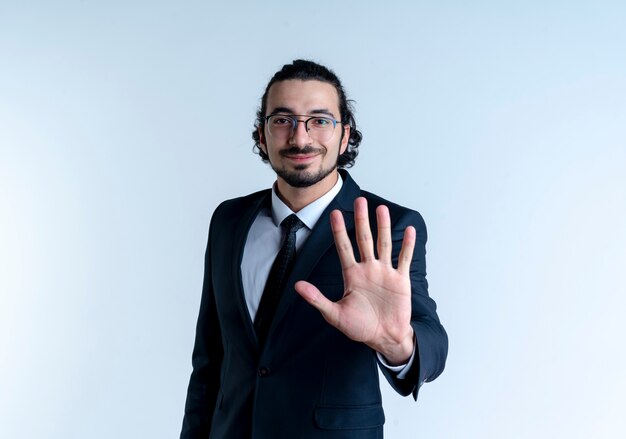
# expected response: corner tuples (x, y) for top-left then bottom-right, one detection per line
(258, 366), (270, 377)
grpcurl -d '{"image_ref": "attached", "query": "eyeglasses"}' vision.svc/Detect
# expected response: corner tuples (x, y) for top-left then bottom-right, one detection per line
(265, 114), (341, 142)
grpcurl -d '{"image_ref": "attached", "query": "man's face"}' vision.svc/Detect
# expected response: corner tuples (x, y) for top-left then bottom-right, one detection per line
(259, 79), (349, 189)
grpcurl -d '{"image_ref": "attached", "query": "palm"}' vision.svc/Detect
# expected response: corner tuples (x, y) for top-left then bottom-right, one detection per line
(295, 197), (416, 364)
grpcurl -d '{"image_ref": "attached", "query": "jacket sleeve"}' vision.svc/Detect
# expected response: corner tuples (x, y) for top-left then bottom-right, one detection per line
(378, 209), (448, 400)
(180, 213), (223, 438)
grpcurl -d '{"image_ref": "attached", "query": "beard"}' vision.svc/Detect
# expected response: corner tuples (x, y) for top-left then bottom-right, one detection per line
(274, 162), (338, 188)
(270, 145), (339, 188)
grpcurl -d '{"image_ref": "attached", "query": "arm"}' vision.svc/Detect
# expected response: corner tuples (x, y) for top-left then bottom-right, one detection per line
(379, 208), (447, 398)
(180, 219), (223, 438)
(295, 197), (448, 399)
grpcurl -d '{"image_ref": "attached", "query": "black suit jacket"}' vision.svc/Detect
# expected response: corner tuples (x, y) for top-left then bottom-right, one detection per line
(181, 171), (448, 439)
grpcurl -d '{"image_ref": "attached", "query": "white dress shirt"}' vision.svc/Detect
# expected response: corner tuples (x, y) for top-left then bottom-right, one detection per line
(241, 176), (344, 320)
(240, 174), (414, 377)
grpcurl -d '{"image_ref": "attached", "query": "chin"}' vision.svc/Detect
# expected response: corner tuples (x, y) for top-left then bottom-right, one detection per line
(275, 164), (337, 189)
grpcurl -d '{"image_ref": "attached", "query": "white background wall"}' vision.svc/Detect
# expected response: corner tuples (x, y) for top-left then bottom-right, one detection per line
(1, 1), (625, 437)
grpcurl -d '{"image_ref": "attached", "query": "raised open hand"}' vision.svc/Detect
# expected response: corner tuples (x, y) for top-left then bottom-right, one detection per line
(295, 197), (416, 365)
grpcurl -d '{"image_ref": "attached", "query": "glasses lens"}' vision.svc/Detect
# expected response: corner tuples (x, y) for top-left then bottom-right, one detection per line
(267, 115), (294, 139)
(307, 117), (335, 141)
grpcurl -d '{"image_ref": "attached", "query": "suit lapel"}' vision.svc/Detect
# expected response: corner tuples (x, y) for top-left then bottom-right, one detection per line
(230, 191), (271, 351)
(266, 171), (361, 344)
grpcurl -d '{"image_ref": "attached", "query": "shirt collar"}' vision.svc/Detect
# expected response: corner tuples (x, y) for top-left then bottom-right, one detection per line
(271, 174), (344, 230)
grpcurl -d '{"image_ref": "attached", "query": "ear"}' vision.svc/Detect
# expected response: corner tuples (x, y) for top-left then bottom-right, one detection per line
(339, 125), (350, 155)
(258, 126), (267, 154)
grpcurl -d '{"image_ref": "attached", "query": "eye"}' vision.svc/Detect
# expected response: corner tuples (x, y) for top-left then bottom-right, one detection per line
(311, 117), (332, 127)
(270, 116), (293, 126)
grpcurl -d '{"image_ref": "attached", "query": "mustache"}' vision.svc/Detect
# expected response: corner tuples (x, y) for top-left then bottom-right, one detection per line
(279, 146), (324, 157)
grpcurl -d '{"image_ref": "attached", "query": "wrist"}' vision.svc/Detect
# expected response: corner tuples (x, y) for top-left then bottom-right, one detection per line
(377, 328), (415, 366)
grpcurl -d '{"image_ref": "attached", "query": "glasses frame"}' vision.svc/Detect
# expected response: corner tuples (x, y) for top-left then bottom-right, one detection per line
(264, 114), (341, 140)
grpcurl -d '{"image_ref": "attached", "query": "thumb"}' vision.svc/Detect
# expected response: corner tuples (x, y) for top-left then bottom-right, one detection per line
(294, 280), (340, 327)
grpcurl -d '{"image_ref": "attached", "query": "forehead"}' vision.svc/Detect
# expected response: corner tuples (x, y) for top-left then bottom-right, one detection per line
(266, 79), (340, 116)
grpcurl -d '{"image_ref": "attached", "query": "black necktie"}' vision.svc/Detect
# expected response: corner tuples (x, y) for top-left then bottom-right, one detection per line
(254, 214), (305, 345)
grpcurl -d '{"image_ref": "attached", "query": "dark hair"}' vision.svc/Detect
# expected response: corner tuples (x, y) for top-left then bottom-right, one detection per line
(252, 59), (362, 168)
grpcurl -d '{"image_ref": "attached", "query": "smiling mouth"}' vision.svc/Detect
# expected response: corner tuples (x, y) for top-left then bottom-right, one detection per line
(283, 153), (318, 161)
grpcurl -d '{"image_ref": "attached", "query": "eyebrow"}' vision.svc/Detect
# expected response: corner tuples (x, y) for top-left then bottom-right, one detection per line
(269, 106), (337, 119)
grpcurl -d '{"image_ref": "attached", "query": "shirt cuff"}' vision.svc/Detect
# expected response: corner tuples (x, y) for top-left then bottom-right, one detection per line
(376, 335), (417, 380)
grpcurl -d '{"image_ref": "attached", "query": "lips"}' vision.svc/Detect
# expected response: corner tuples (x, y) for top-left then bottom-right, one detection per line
(284, 153), (318, 162)
(280, 147), (323, 164)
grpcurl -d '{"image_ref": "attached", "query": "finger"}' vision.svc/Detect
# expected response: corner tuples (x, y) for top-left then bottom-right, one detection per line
(376, 205), (392, 264)
(330, 209), (356, 268)
(354, 197), (375, 262)
(294, 280), (341, 327)
(397, 226), (416, 275)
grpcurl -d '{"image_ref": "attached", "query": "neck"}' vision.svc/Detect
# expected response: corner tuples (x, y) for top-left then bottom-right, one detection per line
(275, 171), (339, 212)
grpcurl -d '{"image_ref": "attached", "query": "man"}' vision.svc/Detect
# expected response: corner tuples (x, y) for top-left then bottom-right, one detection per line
(181, 60), (447, 439)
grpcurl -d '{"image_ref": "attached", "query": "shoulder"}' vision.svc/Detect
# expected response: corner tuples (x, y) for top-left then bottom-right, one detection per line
(209, 189), (270, 228)
(340, 171), (426, 230)
(215, 189), (269, 213)
(359, 189), (427, 232)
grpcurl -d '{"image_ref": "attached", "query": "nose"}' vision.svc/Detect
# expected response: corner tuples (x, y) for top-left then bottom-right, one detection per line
(289, 119), (311, 146)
